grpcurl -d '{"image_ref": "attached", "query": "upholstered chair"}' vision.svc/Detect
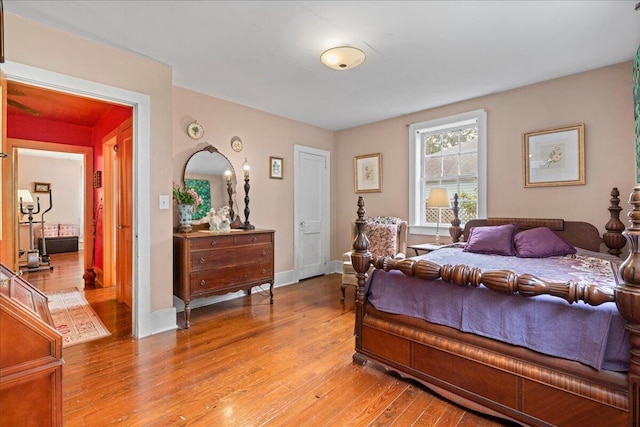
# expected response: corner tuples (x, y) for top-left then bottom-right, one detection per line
(341, 216), (408, 301)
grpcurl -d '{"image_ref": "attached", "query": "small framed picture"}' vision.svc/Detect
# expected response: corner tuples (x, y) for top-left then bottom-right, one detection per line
(354, 153), (382, 193)
(523, 124), (585, 187)
(34, 182), (51, 193)
(270, 156), (283, 179)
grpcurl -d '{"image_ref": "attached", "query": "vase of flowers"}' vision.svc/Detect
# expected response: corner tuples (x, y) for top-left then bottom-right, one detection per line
(173, 183), (202, 232)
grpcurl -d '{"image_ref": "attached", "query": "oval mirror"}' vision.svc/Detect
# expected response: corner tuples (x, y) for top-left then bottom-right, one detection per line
(182, 145), (239, 224)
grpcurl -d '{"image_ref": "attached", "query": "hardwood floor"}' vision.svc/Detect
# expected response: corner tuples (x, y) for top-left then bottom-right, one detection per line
(23, 251), (516, 426)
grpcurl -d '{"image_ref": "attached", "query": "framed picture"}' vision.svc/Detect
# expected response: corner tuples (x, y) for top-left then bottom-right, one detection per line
(354, 153), (382, 193)
(269, 156), (283, 179)
(523, 124), (585, 188)
(34, 182), (51, 193)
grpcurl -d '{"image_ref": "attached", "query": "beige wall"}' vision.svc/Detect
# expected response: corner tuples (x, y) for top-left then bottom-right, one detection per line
(4, 12), (635, 320)
(335, 61), (636, 256)
(172, 86), (335, 273)
(5, 13), (175, 312)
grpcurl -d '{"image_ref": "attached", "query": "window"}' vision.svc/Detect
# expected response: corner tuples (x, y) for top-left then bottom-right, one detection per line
(409, 109), (486, 235)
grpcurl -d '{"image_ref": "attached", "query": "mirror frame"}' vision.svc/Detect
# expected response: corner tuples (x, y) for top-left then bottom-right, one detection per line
(182, 144), (239, 225)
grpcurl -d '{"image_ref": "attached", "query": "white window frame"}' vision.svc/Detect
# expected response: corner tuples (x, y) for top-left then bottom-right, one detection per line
(409, 109), (487, 235)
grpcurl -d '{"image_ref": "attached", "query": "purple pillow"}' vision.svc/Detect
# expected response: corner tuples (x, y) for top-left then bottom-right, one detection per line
(463, 224), (517, 256)
(514, 227), (577, 258)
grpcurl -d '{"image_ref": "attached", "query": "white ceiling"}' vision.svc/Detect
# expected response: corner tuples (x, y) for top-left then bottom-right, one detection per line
(5, 1), (640, 131)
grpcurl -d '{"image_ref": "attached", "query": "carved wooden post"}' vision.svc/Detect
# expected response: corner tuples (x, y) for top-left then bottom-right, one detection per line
(449, 193), (463, 243)
(605, 187), (627, 257)
(615, 186), (640, 427)
(351, 197), (371, 365)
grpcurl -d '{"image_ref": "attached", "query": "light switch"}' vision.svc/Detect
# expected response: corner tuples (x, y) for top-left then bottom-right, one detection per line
(159, 195), (170, 210)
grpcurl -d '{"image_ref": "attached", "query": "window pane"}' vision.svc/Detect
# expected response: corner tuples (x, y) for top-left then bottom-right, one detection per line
(460, 133), (478, 153)
(442, 154), (459, 178)
(459, 152), (477, 175)
(424, 135), (442, 155)
(424, 157), (442, 179)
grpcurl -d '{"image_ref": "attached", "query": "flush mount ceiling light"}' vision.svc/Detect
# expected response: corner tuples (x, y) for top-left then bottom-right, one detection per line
(320, 46), (366, 70)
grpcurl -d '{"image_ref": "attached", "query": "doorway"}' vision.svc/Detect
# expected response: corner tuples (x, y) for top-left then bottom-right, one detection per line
(1, 61), (154, 337)
(293, 145), (330, 281)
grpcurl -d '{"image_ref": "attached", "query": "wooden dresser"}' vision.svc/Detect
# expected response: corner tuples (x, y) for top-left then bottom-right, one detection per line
(0, 263), (63, 426)
(173, 229), (275, 328)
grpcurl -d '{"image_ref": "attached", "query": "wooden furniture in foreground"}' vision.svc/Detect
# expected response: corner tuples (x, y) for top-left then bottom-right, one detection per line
(350, 187), (640, 427)
(173, 228), (275, 328)
(0, 262), (63, 427)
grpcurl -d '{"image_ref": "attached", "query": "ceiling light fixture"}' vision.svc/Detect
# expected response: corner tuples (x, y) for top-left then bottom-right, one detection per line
(320, 46), (366, 70)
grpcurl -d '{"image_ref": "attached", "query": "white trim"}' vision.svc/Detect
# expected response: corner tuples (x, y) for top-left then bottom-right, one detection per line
(293, 144), (331, 280)
(408, 109), (487, 235)
(1, 61), (175, 338)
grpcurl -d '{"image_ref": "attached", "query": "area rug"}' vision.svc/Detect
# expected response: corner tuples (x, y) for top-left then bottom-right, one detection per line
(46, 288), (110, 347)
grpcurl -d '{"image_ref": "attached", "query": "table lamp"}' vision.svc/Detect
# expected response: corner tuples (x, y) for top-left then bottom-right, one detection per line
(427, 188), (450, 244)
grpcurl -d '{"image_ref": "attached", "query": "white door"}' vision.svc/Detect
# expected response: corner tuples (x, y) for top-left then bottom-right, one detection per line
(294, 145), (330, 280)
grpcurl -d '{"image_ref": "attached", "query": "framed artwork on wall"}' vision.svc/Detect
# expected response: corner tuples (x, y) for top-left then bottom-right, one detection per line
(354, 153), (382, 193)
(34, 182), (51, 193)
(269, 156), (283, 179)
(523, 124), (585, 188)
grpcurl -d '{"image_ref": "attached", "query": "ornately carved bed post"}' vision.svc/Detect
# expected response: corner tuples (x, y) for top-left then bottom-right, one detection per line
(449, 193), (462, 243)
(351, 197), (372, 365)
(616, 186), (640, 427)
(605, 187), (627, 257)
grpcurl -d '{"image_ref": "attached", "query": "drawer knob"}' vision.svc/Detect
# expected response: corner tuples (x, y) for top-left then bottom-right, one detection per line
(200, 280), (206, 286)
(211, 240), (217, 246)
(262, 268), (266, 274)
(261, 250), (266, 256)
(252, 237), (258, 242)
(199, 258), (205, 264)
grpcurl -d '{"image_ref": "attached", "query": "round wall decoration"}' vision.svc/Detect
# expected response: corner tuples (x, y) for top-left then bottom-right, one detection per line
(187, 121), (204, 140)
(231, 136), (243, 152)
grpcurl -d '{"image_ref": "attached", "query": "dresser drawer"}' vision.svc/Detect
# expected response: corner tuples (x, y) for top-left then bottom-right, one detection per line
(190, 243), (273, 271)
(235, 233), (272, 245)
(189, 234), (235, 251)
(190, 262), (273, 296)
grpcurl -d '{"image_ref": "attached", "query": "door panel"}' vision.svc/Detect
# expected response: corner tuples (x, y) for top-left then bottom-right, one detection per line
(116, 120), (133, 306)
(296, 148), (329, 280)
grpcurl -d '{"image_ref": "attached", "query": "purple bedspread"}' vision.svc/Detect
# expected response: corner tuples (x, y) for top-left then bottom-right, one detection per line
(366, 247), (630, 371)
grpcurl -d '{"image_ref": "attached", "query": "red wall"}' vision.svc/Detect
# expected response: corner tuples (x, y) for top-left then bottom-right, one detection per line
(8, 105), (132, 273)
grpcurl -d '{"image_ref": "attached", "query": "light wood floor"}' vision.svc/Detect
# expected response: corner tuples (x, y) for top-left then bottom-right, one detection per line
(23, 251), (515, 427)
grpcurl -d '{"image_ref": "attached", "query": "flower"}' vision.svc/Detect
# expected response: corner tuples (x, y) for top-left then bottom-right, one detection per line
(172, 182), (202, 207)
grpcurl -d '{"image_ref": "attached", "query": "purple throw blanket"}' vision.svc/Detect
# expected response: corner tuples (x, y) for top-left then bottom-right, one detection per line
(366, 247), (629, 371)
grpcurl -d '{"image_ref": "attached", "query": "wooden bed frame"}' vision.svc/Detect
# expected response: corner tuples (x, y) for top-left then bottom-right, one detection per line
(350, 187), (640, 427)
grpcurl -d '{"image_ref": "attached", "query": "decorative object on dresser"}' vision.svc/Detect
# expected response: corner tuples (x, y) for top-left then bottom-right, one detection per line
(181, 145), (241, 231)
(241, 158), (255, 230)
(349, 187), (635, 427)
(523, 123), (585, 187)
(354, 153), (382, 193)
(173, 229), (275, 328)
(0, 263), (63, 426)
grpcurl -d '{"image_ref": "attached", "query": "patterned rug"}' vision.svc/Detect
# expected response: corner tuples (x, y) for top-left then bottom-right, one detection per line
(47, 288), (110, 347)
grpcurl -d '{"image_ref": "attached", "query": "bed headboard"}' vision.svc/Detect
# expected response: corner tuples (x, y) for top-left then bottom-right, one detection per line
(450, 187), (627, 256)
(461, 218), (602, 252)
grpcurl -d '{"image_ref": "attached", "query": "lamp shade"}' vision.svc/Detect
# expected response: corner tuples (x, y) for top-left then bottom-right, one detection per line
(17, 189), (34, 204)
(426, 188), (450, 209)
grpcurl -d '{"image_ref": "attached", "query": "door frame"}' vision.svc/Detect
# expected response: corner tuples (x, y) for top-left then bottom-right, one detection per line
(1, 61), (154, 337)
(293, 144), (330, 281)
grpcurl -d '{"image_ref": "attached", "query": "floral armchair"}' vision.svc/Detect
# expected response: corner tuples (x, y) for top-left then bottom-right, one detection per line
(341, 216), (408, 301)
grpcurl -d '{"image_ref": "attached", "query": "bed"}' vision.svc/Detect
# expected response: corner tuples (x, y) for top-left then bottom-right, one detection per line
(350, 187), (640, 427)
